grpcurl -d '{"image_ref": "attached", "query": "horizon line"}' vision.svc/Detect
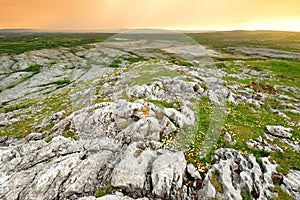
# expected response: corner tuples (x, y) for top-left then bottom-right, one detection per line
(0, 27), (300, 33)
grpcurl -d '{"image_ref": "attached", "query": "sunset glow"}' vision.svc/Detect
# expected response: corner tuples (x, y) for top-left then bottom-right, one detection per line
(1, 0), (300, 31)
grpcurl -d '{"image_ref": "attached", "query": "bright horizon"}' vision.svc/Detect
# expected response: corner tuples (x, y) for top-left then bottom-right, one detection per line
(1, 0), (300, 32)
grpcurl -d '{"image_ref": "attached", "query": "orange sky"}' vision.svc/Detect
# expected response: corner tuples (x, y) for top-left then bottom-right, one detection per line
(1, 0), (300, 31)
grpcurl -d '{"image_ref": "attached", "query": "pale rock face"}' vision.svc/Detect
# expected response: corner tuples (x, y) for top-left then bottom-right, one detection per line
(197, 179), (216, 200)
(164, 105), (195, 128)
(111, 143), (156, 195)
(266, 125), (293, 138)
(79, 194), (149, 200)
(52, 99), (195, 145)
(199, 148), (279, 200)
(0, 136), (119, 200)
(247, 125), (299, 153)
(282, 170), (300, 199)
(247, 136), (283, 152)
(186, 163), (201, 180)
(151, 151), (187, 198)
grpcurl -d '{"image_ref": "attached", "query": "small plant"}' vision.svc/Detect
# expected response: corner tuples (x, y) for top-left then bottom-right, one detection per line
(19, 64), (42, 73)
(108, 59), (121, 68)
(63, 131), (79, 140)
(1, 102), (32, 113)
(45, 137), (52, 143)
(38, 79), (71, 87)
(272, 147), (300, 175)
(134, 149), (143, 158)
(271, 185), (292, 200)
(123, 56), (147, 63)
(148, 100), (182, 111)
(210, 171), (223, 193)
(241, 191), (252, 200)
(169, 57), (192, 66)
(95, 184), (114, 197)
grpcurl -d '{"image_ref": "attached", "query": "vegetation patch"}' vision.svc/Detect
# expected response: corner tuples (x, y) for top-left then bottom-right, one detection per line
(241, 191), (252, 200)
(108, 59), (122, 68)
(271, 185), (292, 200)
(63, 131), (79, 140)
(246, 81), (277, 94)
(168, 57), (192, 66)
(38, 79), (71, 87)
(130, 64), (182, 85)
(0, 32), (113, 55)
(1, 101), (32, 113)
(123, 54), (148, 63)
(188, 31), (300, 53)
(223, 77), (254, 85)
(271, 145), (300, 175)
(45, 137), (52, 143)
(245, 60), (300, 88)
(210, 171), (223, 193)
(0, 89), (72, 138)
(95, 184), (114, 197)
(148, 99), (182, 111)
(19, 64), (42, 73)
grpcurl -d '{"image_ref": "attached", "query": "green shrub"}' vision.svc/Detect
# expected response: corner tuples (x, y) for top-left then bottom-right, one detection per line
(20, 65), (42, 72)
(95, 184), (114, 197)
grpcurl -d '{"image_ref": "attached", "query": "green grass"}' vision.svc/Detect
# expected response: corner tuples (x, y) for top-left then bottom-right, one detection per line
(63, 131), (79, 140)
(95, 184), (114, 197)
(224, 102), (289, 143)
(0, 101), (32, 113)
(223, 77), (255, 85)
(245, 60), (300, 88)
(220, 59), (300, 91)
(148, 99), (182, 111)
(183, 96), (219, 171)
(0, 32), (113, 55)
(210, 171), (223, 193)
(45, 137), (52, 143)
(123, 55), (148, 63)
(182, 96), (298, 173)
(168, 57), (192, 66)
(108, 59), (122, 68)
(271, 145), (300, 175)
(241, 191), (252, 200)
(272, 185), (292, 200)
(0, 89), (72, 138)
(188, 31), (300, 53)
(38, 79), (71, 87)
(19, 64), (42, 72)
(130, 64), (182, 85)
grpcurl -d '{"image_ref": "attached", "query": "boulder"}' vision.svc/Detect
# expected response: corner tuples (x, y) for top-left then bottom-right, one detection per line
(186, 163), (201, 180)
(151, 151), (186, 198)
(111, 143), (156, 197)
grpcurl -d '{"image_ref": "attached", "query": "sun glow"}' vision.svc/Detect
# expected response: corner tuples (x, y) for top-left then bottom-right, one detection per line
(1, 0), (300, 31)
(130, 17), (300, 32)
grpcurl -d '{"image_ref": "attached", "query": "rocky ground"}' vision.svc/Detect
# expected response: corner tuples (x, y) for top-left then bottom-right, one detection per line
(0, 32), (299, 200)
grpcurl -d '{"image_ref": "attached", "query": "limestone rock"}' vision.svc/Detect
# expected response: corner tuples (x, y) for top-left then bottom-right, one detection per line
(151, 151), (186, 198)
(186, 163), (201, 180)
(201, 148), (278, 200)
(164, 105), (195, 128)
(0, 136), (119, 200)
(282, 170), (300, 199)
(111, 143), (156, 197)
(266, 125), (292, 138)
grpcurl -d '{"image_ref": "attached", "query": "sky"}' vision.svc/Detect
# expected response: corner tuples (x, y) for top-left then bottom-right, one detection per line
(1, 0), (300, 31)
